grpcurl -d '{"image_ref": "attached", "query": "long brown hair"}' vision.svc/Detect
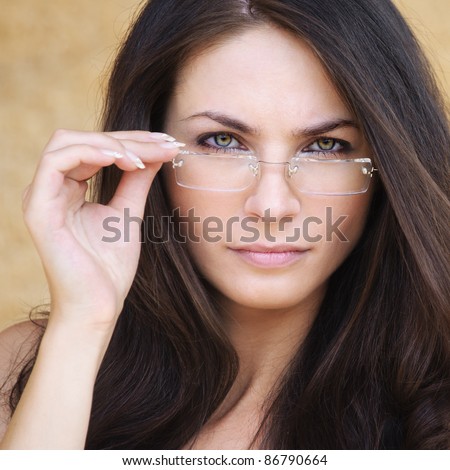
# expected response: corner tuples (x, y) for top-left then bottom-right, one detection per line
(10, 0), (450, 449)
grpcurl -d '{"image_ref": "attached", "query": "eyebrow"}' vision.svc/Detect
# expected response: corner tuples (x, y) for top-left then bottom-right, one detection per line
(182, 111), (259, 135)
(299, 118), (359, 137)
(181, 111), (359, 137)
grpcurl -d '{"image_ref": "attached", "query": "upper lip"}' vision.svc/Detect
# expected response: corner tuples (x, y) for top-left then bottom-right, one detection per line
(230, 244), (309, 253)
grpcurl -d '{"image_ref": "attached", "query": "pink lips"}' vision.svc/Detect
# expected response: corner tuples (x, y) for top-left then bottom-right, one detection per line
(230, 245), (309, 268)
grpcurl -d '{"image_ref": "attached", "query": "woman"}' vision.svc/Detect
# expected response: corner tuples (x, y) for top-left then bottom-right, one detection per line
(0, 0), (449, 449)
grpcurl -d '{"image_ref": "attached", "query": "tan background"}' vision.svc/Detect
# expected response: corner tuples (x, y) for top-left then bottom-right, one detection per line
(0, 0), (449, 331)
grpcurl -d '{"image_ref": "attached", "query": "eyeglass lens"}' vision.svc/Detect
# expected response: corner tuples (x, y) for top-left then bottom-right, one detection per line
(172, 153), (373, 195)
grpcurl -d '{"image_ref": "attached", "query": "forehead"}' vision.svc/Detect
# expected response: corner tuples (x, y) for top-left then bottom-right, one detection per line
(169, 25), (352, 129)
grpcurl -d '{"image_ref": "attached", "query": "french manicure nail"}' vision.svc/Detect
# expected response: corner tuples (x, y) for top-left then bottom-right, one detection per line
(159, 141), (186, 149)
(126, 151), (146, 169)
(159, 133), (177, 142)
(149, 132), (177, 142)
(101, 149), (124, 159)
(134, 158), (146, 169)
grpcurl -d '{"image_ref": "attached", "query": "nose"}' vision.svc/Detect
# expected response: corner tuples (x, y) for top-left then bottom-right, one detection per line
(243, 161), (301, 220)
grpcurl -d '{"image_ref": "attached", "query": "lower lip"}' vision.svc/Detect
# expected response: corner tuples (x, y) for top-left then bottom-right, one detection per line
(231, 249), (308, 268)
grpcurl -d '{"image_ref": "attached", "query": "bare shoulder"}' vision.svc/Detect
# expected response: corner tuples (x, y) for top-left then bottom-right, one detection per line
(0, 320), (46, 440)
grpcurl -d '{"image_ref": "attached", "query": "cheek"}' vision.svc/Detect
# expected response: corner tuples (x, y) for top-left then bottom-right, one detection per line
(163, 162), (233, 211)
(303, 193), (373, 268)
(161, 163), (243, 243)
(327, 197), (371, 243)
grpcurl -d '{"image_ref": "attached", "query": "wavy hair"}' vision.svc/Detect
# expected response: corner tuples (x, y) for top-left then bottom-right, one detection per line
(10, 0), (450, 449)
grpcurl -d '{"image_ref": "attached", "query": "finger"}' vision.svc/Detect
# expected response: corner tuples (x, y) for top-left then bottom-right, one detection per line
(30, 139), (182, 205)
(30, 145), (123, 205)
(39, 142), (176, 183)
(105, 138), (184, 167)
(59, 179), (89, 213)
(105, 141), (184, 218)
(44, 129), (178, 153)
(23, 177), (89, 234)
(109, 164), (158, 218)
(22, 184), (31, 211)
(42, 129), (185, 175)
(44, 129), (183, 170)
(104, 130), (178, 143)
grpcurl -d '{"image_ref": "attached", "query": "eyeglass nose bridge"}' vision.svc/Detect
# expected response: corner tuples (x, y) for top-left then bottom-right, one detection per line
(248, 160), (297, 179)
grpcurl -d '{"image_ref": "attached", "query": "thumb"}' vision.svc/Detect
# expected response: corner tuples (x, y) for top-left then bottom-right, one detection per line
(109, 163), (162, 219)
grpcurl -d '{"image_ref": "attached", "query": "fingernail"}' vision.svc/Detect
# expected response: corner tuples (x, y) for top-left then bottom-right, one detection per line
(126, 151), (146, 169)
(101, 149), (124, 159)
(149, 132), (177, 142)
(159, 141), (186, 149)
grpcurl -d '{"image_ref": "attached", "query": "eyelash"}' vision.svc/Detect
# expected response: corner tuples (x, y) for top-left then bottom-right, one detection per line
(196, 132), (248, 154)
(196, 132), (352, 157)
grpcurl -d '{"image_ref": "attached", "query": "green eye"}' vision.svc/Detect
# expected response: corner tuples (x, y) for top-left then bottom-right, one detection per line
(214, 133), (233, 147)
(317, 138), (336, 151)
(301, 137), (348, 157)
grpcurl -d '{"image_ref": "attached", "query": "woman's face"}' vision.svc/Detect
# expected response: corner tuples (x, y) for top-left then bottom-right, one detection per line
(163, 25), (374, 314)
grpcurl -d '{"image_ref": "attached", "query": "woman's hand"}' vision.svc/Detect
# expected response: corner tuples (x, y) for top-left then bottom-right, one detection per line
(22, 129), (182, 334)
(0, 129), (184, 449)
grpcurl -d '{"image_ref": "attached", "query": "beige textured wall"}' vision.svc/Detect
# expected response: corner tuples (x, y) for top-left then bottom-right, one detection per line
(0, 1), (449, 331)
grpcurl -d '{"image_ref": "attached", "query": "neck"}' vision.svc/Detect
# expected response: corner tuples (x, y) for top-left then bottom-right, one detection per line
(212, 286), (325, 420)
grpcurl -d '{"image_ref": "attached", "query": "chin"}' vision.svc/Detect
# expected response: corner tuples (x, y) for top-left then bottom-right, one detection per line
(215, 282), (327, 315)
